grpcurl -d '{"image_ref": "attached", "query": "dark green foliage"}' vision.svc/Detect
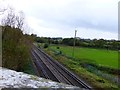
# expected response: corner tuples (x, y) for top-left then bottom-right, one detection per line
(61, 38), (120, 50)
(59, 51), (62, 54)
(35, 37), (62, 44)
(96, 79), (105, 83)
(35, 36), (120, 50)
(57, 46), (59, 49)
(2, 26), (33, 71)
(44, 43), (49, 48)
(35, 37), (48, 43)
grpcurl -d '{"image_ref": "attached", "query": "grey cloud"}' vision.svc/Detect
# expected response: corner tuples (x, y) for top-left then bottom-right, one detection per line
(2, 0), (118, 39)
(25, 0), (118, 33)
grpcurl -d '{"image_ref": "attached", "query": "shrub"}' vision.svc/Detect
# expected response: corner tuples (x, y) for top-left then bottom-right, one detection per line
(2, 26), (32, 71)
(56, 46), (59, 49)
(44, 43), (49, 48)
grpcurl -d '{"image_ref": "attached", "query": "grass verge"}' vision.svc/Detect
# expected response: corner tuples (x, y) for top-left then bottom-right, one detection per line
(23, 58), (35, 75)
(43, 47), (118, 89)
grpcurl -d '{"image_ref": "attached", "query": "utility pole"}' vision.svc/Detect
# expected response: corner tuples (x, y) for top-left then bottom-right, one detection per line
(72, 29), (77, 57)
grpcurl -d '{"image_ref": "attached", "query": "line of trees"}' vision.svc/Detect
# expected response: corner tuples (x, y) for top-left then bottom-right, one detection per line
(35, 37), (120, 50)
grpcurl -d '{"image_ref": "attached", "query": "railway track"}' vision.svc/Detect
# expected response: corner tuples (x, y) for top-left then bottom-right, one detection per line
(31, 45), (92, 89)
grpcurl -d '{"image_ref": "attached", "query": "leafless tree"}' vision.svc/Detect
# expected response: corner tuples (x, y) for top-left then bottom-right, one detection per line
(16, 11), (25, 30)
(1, 7), (25, 30)
(1, 8), (16, 27)
(0, 8), (6, 15)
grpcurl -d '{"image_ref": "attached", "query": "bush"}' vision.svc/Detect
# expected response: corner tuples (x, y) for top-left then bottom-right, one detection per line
(57, 46), (59, 49)
(59, 51), (62, 54)
(44, 43), (49, 48)
(2, 26), (32, 71)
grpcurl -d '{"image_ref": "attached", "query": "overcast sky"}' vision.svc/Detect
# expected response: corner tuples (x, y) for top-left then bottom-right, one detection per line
(0, 0), (119, 40)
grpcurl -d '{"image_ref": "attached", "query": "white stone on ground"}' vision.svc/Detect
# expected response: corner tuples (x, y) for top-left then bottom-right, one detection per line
(0, 67), (79, 89)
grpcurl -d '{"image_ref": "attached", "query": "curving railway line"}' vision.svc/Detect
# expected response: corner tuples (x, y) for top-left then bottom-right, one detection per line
(31, 45), (92, 89)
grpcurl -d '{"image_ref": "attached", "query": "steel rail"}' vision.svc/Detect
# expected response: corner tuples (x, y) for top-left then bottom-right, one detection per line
(32, 45), (92, 89)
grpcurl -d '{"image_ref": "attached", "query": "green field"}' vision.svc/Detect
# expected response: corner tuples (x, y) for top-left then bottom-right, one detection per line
(49, 45), (118, 69)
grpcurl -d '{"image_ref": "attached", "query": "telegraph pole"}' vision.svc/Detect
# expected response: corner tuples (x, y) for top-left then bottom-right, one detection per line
(72, 29), (77, 57)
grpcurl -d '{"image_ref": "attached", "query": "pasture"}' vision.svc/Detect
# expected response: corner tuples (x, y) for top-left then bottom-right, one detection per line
(49, 45), (118, 69)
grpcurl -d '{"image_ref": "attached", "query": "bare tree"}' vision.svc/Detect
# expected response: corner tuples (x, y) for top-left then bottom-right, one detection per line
(0, 0), (7, 15)
(1, 8), (16, 27)
(0, 8), (6, 15)
(1, 7), (25, 30)
(16, 11), (25, 30)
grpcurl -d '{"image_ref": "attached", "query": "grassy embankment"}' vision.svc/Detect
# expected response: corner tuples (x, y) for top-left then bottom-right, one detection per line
(38, 43), (119, 89)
